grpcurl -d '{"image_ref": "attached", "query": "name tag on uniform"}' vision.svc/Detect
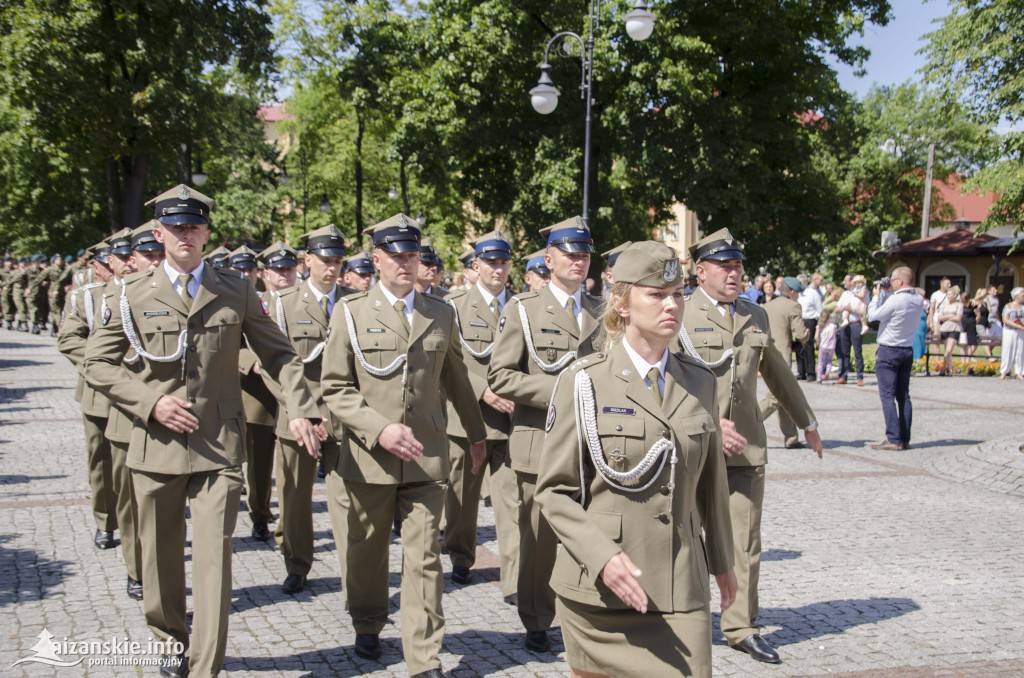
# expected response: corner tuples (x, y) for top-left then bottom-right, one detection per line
(296, 320), (313, 325)
(469, 321), (489, 327)
(694, 327), (713, 332)
(749, 327), (765, 333)
(602, 406), (635, 416)
(143, 310), (170, 317)
(541, 328), (561, 334)
(367, 327), (385, 333)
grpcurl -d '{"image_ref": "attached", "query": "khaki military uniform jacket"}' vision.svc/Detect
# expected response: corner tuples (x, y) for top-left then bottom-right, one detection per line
(321, 284), (486, 485)
(536, 344), (733, 612)
(763, 295), (809, 363)
(82, 266), (318, 475)
(444, 286), (510, 441)
(239, 293), (278, 429)
(681, 290), (815, 467)
(488, 285), (602, 473)
(261, 282), (343, 441)
(57, 282), (112, 417)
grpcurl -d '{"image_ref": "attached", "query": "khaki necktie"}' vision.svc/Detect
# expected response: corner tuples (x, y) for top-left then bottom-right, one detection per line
(320, 296), (330, 317)
(489, 298), (500, 318)
(394, 299), (411, 335)
(721, 302), (734, 331)
(646, 367), (662, 406)
(178, 273), (193, 311)
(566, 296), (579, 329)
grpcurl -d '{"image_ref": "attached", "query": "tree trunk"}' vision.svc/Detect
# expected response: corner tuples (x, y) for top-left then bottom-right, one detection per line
(400, 157), (411, 215)
(105, 158), (121, 234)
(120, 153), (150, 231)
(354, 110), (365, 249)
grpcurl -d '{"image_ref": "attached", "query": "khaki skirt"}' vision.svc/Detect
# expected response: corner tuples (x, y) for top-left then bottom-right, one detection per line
(557, 596), (712, 678)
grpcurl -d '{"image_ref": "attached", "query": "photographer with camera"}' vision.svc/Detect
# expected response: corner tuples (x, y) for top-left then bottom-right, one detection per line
(866, 267), (925, 451)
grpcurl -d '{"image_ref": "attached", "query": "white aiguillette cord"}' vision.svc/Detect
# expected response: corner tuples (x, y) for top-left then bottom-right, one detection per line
(339, 297), (409, 386)
(447, 298), (494, 359)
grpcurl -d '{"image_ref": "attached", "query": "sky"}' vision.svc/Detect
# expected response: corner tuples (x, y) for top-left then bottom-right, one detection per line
(833, 0), (953, 98)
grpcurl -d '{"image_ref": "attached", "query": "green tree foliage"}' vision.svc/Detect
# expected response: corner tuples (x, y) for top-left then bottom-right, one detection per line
(924, 0), (1024, 232)
(822, 82), (996, 277)
(0, 0), (277, 249)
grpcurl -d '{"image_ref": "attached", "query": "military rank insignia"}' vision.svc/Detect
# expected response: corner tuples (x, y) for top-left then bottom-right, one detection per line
(545, 404), (556, 432)
(102, 306), (112, 326)
(260, 299), (270, 316)
(498, 316), (506, 333)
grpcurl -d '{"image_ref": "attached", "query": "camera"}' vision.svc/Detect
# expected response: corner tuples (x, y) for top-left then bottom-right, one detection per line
(874, 277), (891, 289)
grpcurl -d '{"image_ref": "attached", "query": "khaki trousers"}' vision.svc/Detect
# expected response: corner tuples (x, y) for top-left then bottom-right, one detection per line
(132, 467), (243, 677)
(488, 442), (519, 598)
(325, 459), (350, 587)
(109, 441), (141, 582)
(516, 471), (558, 632)
(344, 478), (445, 676)
(245, 423), (275, 524)
(721, 464), (765, 646)
(82, 414), (116, 531)
(444, 437), (491, 568)
(275, 438), (335, 576)
(758, 394), (799, 447)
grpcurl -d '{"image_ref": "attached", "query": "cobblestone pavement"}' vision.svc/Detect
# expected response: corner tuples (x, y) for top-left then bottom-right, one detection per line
(2, 327), (1023, 677)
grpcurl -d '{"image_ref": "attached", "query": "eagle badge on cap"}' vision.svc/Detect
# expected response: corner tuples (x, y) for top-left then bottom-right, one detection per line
(398, 214), (410, 230)
(725, 238), (733, 246)
(664, 259), (680, 283)
(178, 186), (190, 201)
(575, 216), (586, 229)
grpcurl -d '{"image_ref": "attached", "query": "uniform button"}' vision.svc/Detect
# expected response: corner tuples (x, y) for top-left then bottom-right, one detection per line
(188, 397), (196, 404)
(188, 322), (195, 330)
(189, 345), (196, 352)
(615, 425), (622, 432)
(548, 340), (554, 345)
(188, 371), (198, 379)
(374, 340), (379, 346)
(662, 430), (670, 439)
(407, 405), (413, 411)
(653, 512), (669, 523)
(660, 486), (670, 496)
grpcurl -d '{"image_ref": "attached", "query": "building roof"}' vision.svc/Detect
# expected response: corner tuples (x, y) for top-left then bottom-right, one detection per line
(258, 104), (293, 123)
(933, 175), (1000, 224)
(879, 229), (997, 258)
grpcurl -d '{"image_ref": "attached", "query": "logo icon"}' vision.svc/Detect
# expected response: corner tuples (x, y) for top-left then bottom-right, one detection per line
(664, 259), (680, 283)
(177, 186), (190, 201)
(12, 629), (84, 668)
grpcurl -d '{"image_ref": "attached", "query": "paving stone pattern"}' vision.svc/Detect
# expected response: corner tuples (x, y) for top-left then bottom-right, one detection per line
(2, 328), (1023, 677)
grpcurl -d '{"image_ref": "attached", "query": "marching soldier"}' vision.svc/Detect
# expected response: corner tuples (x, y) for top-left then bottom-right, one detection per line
(26, 254), (48, 334)
(227, 245), (279, 543)
(56, 242), (119, 550)
(758, 277), (812, 449)
(82, 184), (321, 678)
(521, 249), (550, 293)
(442, 231), (518, 594)
(204, 245), (231, 269)
(488, 216), (603, 652)
(321, 214), (486, 678)
(99, 228), (144, 599)
(340, 251), (374, 294)
(263, 227), (347, 595)
(1, 256), (14, 329)
(601, 241), (632, 300)
(458, 247), (477, 290)
(678, 228), (822, 665)
(11, 258), (30, 331)
(415, 237), (448, 297)
(46, 254), (71, 336)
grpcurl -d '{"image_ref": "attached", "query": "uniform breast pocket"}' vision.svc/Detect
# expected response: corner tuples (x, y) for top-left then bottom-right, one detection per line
(694, 331), (723, 363)
(534, 330), (570, 365)
(138, 315), (182, 356)
(356, 333), (397, 370)
(596, 417), (647, 472)
(422, 333), (447, 377)
(467, 326), (493, 344)
(204, 309), (240, 352)
(677, 413), (715, 472)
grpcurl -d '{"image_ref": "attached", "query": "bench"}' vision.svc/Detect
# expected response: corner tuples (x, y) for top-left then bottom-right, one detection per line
(923, 333), (1000, 375)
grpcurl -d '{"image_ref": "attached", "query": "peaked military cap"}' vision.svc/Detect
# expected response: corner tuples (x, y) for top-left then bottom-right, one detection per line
(300, 224), (346, 258)
(473, 230), (513, 260)
(130, 220), (164, 252)
(204, 245), (231, 269)
(602, 241), (634, 267)
(458, 246), (477, 269)
(228, 245), (259, 270)
(363, 214), (421, 254)
(106, 227), (134, 256)
(613, 241), (683, 288)
(87, 241), (111, 265)
(689, 227), (745, 262)
(523, 248), (551, 276)
(343, 251), (374, 275)
(539, 216), (595, 254)
(419, 237), (444, 266)
(258, 242), (298, 268)
(146, 184), (214, 226)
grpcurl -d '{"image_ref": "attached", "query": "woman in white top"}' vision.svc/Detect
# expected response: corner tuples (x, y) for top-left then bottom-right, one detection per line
(999, 287), (1024, 380)
(936, 286), (964, 376)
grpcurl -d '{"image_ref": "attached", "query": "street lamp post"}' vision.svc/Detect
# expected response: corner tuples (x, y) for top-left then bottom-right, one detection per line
(529, 0), (655, 225)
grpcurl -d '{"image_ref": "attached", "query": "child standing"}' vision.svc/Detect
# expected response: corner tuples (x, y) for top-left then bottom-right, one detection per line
(816, 309), (838, 382)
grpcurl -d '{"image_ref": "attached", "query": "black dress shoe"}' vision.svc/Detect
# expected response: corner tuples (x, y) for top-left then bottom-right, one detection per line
(126, 576), (143, 600)
(733, 634), (781, 664)
(451, 565), (471, 585)
(282, 573), (307, 594)
(159, 653), (189, 678)
(354, 633), (382, 660)
(410, 670), (445, 678)
(784, 440), (805, 449)
(524, 630), (550, 652)
(94, 529), (118, 550)
(251, 521), (270, 541)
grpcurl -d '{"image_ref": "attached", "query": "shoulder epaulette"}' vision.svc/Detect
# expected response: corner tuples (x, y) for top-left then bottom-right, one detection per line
(736, 296), (758, 306)
(445, 287), (469, 301)
(83, 281), (107, 290)
(568, 352), (607, 372)
(121, 269), (152, 285)
(673, 350), (713, 372)
(422, 291), (447, 303)
(343, 291), (369, 302)
(513, 290), (539, 302)
(278, 285), (300, 298)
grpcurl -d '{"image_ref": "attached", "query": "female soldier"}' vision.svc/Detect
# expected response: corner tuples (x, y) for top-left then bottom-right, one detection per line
(536, 241), (736, 678)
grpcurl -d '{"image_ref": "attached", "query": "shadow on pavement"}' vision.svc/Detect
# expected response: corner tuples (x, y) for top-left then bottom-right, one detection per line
(761, 596), (920, 647)
(444, 628), (565, 674)
(762, 548), (801, 562)
(0, 473), (67, 485)
(224, 643), (402, 676)
(0, 359), (48, 371)
(0, 533), (74, 608)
